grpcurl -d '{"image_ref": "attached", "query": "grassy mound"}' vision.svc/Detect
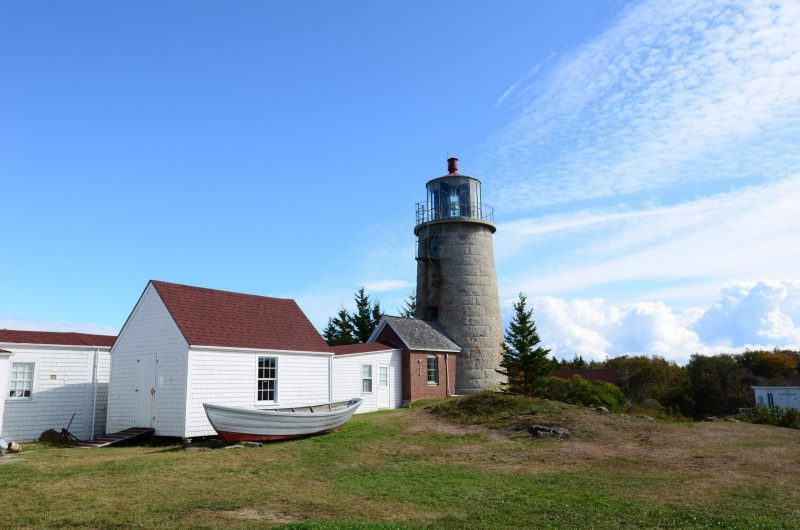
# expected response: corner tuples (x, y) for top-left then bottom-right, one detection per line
(427, 391), (565, 429)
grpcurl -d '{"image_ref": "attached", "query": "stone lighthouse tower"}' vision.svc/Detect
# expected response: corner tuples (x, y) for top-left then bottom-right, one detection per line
(414, 157), (504, 394)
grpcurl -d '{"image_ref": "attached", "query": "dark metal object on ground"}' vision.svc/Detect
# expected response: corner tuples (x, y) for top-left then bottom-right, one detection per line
(61, 412), (82, 442)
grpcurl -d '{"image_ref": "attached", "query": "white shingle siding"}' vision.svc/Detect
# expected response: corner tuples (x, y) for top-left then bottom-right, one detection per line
(1, 345), (110, 442)
(332, 349), (403, 413)
(0, 351), (13, 439)
(107, 283), (189, 437)
(185, 348), (331, 438)
(753, 386), (800, 410)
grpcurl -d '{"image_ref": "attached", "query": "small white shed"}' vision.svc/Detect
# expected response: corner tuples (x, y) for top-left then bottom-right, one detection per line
(107, 280), (336, 439)
(331, 343), (403, 413)
(752, 386), (800, 410)
(0, 330), (113, 442)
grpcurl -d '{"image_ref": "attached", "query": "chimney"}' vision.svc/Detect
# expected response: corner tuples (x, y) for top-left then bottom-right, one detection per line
(447, 157), (459, 175)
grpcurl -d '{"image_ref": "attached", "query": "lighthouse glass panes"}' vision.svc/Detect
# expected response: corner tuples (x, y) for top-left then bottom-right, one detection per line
(426, 178), (482, 220)
(257, 356), (277, 402)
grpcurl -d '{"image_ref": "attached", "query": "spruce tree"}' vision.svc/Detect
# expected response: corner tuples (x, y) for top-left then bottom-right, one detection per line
(371, 301), (383, 332)
(497, 293), (554, 395)
(398, 293), (417, 318)
(322, 307), (356, 346)
(351, 287), (376, 343)
(322, 287), (383, 346)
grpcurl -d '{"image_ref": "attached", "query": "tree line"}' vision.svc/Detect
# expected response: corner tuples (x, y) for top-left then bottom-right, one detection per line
(498, 292), (800, 417)
(322, 288), (415, 346)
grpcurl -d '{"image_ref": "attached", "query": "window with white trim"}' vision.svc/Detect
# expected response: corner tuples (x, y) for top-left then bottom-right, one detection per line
(427, 355), (439, 385)
(362, 365), (373, 393)
(9, 362), (34, 399)
(257, 357), (277, 402)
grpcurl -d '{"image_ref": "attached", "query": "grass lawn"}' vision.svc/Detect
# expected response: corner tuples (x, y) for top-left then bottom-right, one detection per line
(1, 394), (799, 529)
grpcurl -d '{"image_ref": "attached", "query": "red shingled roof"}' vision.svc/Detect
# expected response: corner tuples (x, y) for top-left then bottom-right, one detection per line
(329, 342), (396, 355)
(150, 280), (330, 352)
(0, 330), (116, 348)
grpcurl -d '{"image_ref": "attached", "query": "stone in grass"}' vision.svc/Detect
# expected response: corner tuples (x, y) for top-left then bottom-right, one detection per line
(588, 404), (610, 414)
(637, 414), (654, 421)
(528, 425), (570, 438)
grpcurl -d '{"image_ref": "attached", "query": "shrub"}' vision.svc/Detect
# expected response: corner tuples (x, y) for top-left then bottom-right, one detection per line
(542, 375), (625, 411)
(749, 405), (800, 429)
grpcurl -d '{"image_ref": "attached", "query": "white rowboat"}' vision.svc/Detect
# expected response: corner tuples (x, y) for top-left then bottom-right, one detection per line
(203, 399), (362, 442)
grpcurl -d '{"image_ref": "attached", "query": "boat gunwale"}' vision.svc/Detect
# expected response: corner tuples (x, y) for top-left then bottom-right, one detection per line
(203, 398), (362, 419)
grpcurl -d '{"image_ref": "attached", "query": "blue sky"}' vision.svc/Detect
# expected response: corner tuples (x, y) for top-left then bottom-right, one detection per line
(3, 1), (799, 361)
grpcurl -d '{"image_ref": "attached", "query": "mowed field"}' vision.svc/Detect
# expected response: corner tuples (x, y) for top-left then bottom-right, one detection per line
(1, 395), (799, 530)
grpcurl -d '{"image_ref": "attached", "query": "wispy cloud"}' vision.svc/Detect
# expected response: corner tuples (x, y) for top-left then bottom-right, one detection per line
(0, 314), (118, 336)
(481, 0), (800, 211)
(501, 173), (800, 300)
(362, 279), (413, 292)
(494, 53), (556, 108)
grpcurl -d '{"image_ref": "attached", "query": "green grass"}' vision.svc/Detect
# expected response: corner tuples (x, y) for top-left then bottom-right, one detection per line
(1, 400), (799, 529)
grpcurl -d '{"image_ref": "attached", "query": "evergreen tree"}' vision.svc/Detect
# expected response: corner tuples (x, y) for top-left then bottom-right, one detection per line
(398, 293), (417, 318)
(322, 287), (383, 346)
(322, 307), (356, 346)
(351, 287), (377, 343)
(371, 301), (383, 332)
(497, 293), (554, 395)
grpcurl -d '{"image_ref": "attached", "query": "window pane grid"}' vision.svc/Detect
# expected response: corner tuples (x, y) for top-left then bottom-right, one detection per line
(427, 356), (439, 385)
(10, 362), (34, 398)
(257, 357), (277, 402)
(362, 365), (373, 393)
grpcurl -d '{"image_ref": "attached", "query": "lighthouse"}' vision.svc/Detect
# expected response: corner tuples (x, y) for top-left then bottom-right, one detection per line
(414, 157), (504, 394)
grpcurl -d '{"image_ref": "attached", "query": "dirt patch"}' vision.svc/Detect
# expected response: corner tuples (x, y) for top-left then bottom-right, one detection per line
(220, 507), (297, 524)
(407, 407), (507, 441)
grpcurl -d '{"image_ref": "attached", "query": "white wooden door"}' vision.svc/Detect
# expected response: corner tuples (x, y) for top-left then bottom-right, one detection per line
(377, 365), (390, 409)
(134, 354), (158, 427)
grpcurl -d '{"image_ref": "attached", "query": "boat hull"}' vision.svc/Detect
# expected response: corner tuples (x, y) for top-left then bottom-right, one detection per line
(203, 399), (362, 443)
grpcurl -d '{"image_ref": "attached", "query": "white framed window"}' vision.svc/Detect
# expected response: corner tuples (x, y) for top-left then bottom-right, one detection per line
(9, 362), (34, 399)
(379, 366), (389, 388)
(362, 365), (373, 393)
(427, 355), (439, 385)
(257, 356), (277, 402)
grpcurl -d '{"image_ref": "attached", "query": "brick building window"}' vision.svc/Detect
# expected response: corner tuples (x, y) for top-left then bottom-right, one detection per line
(9, 362), (34, 398)
(362, 365), (373, 393)
(257, 356), (277, 402)
(427, 355), (439, 385)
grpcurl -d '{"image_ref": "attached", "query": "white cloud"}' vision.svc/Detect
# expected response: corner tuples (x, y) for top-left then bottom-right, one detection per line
(0, 314), (118, 336)
(526, 279), (800, 363)
(361, 279), (413, 293)
(499, 173), (800, 302)
(693, 279), (800, 348)
(482, 0), (800, 210)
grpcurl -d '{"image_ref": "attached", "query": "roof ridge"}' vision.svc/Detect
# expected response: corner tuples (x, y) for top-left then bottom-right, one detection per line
(150, 279), (295, 303)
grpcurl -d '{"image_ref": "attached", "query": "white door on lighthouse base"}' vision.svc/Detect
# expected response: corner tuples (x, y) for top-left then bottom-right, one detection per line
(134, 354), (158, 428)
(377, 365), (391, 409)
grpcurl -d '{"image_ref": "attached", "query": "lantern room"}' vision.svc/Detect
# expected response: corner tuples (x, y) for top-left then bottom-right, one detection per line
(416, 157), (492, 225)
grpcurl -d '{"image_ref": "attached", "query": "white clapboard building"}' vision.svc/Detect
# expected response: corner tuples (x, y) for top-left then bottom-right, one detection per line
(0, 330), (114, 442)
(106, 280), (459, 440)
(752, 386), (800, 411)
